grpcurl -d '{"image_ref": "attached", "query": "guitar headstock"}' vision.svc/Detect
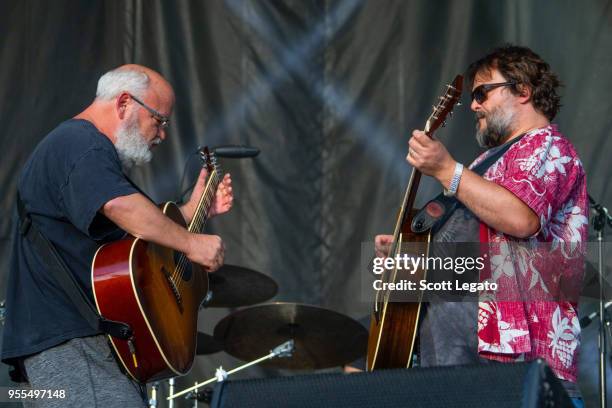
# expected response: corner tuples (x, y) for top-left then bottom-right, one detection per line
(199, 147), (222, 177)
(424, 75), (463, 135)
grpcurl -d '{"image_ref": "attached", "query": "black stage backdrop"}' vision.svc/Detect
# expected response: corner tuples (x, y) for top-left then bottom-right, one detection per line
(1, 0), (611, 405)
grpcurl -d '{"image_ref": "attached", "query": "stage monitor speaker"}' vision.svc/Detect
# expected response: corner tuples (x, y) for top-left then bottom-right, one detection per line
(210, 359), (572, 408)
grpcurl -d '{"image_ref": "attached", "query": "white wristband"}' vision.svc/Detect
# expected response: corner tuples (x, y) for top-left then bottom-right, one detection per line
(443, 162), (464, 197)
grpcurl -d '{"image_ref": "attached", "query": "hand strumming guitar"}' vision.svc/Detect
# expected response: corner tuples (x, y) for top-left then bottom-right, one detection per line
(374, 234), (394, 258)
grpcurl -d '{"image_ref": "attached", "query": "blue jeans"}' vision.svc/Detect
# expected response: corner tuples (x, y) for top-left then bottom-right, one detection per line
(571, 397), (584, 408)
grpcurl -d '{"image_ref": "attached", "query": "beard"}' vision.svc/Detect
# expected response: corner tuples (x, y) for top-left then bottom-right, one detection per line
(475, 103), (516, 148)
(114, 113), (154, 169)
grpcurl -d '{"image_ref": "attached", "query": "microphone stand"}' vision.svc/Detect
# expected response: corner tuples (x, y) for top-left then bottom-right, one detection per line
(589, 194), (612, 408)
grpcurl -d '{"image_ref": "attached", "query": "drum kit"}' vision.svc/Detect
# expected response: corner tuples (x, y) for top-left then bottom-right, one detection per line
(147, 264), (368, 408)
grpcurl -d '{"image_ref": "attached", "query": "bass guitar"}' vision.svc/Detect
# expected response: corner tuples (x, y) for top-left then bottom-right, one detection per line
(91, 148), (220, 382)
(367, 76), (463, 370)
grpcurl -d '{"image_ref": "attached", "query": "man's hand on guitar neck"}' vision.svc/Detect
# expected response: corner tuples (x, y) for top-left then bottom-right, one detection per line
(181, 168), (234, 224)
(406, 130), (455, 185)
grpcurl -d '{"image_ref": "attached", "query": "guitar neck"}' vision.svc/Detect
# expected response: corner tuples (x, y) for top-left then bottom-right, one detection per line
(188, 169), (220, 234)
(388, 75), (463, 248)
(391, 167), (421, 244)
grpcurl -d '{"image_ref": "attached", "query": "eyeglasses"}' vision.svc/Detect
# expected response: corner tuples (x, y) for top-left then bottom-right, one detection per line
(129, 94), (170, 129)
(471, 81), (515, 104)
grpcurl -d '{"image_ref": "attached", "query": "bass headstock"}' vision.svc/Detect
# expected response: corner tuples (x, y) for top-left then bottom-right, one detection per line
(424, 75), (463, 135)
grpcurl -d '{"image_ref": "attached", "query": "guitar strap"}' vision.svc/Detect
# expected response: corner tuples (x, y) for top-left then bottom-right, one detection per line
(16, 193), (133, 342)
(411, 133), (525, 234)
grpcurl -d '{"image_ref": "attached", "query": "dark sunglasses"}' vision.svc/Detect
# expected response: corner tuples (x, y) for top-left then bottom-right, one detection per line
(471, 81), (515, 104)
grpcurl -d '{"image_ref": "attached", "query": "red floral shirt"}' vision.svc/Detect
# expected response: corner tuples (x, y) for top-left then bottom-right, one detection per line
(471, 125), (588, 382)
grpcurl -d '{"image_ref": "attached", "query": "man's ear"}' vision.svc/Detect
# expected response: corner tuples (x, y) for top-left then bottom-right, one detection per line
(116, 92), (131, 119)
(515, 84), (532, 104)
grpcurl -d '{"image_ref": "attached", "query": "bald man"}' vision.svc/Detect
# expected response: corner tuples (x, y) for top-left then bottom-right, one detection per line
(2, 65), (232, 406)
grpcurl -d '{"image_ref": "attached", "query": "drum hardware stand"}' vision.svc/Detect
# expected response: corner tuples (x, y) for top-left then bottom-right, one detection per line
(184, 385), (214, 407)
(0, 299), (6, 324)
(167, 340), (294, 402)
(190, 382), (198, 408)
(148, 382), (159, 408)
(589, 194), (612, 408)
(149, 378), (177, 408)
(168, 377), (176, 408)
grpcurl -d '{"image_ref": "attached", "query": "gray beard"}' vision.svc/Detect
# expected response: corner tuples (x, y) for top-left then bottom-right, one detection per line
(114, 115), (152, 169)
(475, 105), (516, 148)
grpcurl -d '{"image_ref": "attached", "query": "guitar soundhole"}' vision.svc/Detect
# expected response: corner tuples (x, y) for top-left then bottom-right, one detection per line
(173, 252), (193, 281)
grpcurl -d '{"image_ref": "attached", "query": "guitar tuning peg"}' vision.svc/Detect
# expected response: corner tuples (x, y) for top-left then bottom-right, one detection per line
(442, 121), (447, 127)
(457, 102), (462, 106)
(449, 111), (453, 117)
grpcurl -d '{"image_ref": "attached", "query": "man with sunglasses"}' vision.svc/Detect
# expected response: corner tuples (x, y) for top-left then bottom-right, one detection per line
(376, 45), (587, 406)
(2, 64), (233, 406)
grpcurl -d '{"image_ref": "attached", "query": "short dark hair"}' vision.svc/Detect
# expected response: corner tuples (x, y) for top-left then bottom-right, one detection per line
(466, 45), (562, 120)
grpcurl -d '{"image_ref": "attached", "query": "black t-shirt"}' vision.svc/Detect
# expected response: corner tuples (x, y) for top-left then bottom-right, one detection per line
(1, 119), (139, 362)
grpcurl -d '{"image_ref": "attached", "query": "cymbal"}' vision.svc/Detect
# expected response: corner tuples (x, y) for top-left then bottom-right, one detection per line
(196, 332), (224, 355)
(214, 302), (368, 370)
(207, 265), (278, 308)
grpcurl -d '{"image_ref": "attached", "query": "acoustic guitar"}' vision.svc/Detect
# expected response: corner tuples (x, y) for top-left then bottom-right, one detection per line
(91, 148), (220, 383)
(367, 76), (463, 370)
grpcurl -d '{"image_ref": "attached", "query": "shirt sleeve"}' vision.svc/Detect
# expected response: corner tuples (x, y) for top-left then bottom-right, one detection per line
(59, 147), (139, 238)
(494, 133), (584, 233)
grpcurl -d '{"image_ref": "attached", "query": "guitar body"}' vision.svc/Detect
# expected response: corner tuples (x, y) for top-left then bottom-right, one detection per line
(91, 202), (208, 383)
(367, 218), (431, 370)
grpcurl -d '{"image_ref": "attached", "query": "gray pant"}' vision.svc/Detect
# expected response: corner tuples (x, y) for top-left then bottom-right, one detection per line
(419, 301), (481, 367)
(23, 335), (146, 408)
